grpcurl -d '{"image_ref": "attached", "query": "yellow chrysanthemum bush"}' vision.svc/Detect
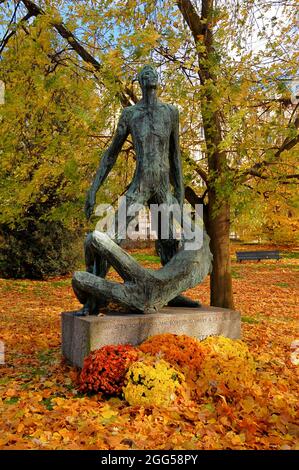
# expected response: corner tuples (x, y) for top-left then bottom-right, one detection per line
(123, 356), (186, 407)
(196, 336), (256, 398)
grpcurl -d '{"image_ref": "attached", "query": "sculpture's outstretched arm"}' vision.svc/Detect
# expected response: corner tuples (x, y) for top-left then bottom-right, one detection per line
(169, 106), (184, 208)
(85, 109), (129, 219)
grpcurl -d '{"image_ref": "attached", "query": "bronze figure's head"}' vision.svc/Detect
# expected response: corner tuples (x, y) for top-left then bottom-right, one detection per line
(138, 65), (158, 90)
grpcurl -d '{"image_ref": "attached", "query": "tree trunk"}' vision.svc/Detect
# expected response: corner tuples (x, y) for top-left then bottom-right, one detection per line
(177, 0), (235, 309)
(207, 193), (234, 309)
(185, 185), (234, 309)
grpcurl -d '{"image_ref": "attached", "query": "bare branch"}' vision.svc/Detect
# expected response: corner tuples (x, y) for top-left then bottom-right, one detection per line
(242, 113), (299, 181)
(185, 156), (209, 184)
(20, 0), (137, 106)
(282, 174), (299, 179)
(176, 0), (203, 41)
(21, 0), (102, 69)
(0, 11), (34, 54)
(185, 185), (208, 226)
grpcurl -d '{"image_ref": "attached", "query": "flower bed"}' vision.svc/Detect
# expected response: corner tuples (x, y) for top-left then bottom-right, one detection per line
(78, 334), (256, 404)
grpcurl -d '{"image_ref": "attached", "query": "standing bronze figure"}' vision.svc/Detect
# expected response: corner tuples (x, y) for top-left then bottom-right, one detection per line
(80, 65), (206, 315)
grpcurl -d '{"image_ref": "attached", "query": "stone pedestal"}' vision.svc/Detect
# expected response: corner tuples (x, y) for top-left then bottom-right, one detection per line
(61, 306), (241, 367)
(61, 306), (241, 368)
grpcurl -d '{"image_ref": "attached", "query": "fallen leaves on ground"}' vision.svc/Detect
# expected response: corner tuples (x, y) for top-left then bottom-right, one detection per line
(0, 245), (298, 449)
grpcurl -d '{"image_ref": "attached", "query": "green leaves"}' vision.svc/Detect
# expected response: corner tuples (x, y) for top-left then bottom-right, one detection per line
(0, 0), (297, 256)
(0, 22), (103, 229)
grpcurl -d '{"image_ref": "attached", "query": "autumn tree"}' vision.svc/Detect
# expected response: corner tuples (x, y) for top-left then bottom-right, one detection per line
(231, 175), (299, 245)
(0, 17), (109, 277)
(0, 1), (298, 302)
(0, 5), (139, 277)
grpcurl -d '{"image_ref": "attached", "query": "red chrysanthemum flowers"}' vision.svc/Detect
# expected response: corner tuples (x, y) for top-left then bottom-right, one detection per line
(79, 344), (139, 395)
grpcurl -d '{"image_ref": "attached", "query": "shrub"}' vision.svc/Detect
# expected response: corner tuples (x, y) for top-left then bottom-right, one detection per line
(0, 220), (82, 279)
(123, 357), (185, 407)
(79, 344), (139, 395)
(196, 336), (256, 397)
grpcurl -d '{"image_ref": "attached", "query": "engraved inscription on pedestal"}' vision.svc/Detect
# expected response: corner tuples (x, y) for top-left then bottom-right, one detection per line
(62, 306), (241, 368)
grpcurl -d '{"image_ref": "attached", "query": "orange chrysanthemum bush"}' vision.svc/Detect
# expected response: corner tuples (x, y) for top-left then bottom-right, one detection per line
(79, 344), (139, 395)
(196, 336), (256, 398)
(139, 333), (206, 383)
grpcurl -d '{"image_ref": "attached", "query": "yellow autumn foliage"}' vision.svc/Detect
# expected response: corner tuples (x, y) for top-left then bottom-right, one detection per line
(196, 336), (256, 397)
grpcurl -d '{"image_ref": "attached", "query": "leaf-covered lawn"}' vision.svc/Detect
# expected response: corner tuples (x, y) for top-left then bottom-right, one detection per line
(0, 248), (298, 450)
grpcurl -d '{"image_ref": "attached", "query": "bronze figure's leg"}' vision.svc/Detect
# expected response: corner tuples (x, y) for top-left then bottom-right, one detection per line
(73, 232), (158, 313)
(152, 190), (201, 308)
(82, 190), (147, 315)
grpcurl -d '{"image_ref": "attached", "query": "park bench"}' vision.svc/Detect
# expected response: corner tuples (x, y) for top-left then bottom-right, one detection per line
(236, 250), (280, 262)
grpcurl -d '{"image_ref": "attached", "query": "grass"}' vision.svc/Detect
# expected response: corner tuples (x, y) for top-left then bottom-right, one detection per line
(242, 262), (298, 271)
(37, 349), (56, 364)
(231, 268), (243, 279)
(50, 279), (71, 288)
(14, 282), (30, 292)
(33, 286), (52, 298)
(282, 251), (299, 259)
(0, 283), (14, 292)
(4, 397), (19, 405)
(131, 253), (161, 264)
(241, 316), (260, 324)
(0, 253), (298, 450)
(0, 377), (10, 386)
(42, 397), (54, 411)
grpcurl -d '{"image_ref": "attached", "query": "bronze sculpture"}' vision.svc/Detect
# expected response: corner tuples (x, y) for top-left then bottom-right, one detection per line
(76, 65), (212, 315)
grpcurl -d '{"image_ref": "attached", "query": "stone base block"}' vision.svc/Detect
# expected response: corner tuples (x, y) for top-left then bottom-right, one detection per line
(61, 306), (241, 368)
